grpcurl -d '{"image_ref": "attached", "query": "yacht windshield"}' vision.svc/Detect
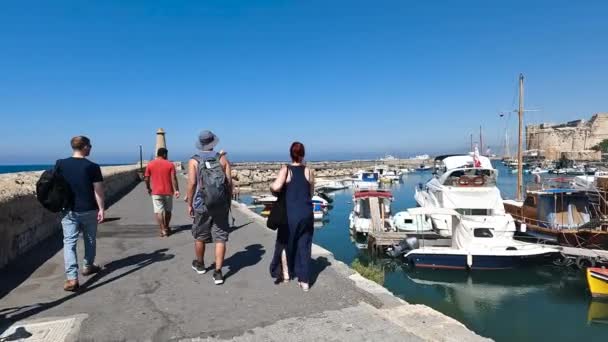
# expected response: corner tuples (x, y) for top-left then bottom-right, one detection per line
(443, 168), (496, 187)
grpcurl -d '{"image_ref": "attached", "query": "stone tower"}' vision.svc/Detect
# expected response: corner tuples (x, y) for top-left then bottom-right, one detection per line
(155, 128), (166, 155)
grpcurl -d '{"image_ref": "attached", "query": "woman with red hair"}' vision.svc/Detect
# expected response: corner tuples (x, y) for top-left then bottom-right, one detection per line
(270, 142), (315, 291)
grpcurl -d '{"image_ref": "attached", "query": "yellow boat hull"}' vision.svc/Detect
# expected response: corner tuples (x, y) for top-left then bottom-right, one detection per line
(588, 300), (608, 324)
(587, 268), (608, 298)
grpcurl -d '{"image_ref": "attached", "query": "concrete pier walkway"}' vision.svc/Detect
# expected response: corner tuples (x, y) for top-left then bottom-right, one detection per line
(1, 179), (488, 341)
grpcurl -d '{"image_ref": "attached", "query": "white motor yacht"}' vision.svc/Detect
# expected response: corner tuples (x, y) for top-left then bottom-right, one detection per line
(402, 208), (558, 270)
(414, 154), (516, 238)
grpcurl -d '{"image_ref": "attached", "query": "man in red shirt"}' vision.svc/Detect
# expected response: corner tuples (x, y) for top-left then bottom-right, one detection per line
(145, 148), (180, 237)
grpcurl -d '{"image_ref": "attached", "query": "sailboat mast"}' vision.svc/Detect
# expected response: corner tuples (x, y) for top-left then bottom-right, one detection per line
(470, 133), (473, 152)
(517, 73), (524, 201)
(505, 131), (510, 158)
(480, 126), (483, 155)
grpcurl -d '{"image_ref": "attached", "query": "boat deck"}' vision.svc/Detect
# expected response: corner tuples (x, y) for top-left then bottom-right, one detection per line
(367, 231), (450, 255)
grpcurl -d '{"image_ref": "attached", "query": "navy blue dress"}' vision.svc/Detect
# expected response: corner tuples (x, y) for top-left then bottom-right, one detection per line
(270, 165), (314, 283)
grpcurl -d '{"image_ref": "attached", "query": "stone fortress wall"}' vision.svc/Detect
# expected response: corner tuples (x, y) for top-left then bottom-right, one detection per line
(526, 113), (608, 161)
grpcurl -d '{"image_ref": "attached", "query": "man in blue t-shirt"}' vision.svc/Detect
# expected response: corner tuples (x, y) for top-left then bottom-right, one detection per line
(58, 136), (105, 291)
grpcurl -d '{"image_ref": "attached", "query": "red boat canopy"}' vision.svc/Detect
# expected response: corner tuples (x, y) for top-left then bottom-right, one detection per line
(354, 190), (393, 199)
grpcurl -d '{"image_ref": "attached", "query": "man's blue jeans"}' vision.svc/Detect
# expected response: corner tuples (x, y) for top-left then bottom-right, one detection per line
(61, 210), (98, 280)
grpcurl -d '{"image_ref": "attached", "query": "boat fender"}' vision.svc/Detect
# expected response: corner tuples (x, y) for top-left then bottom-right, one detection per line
(520, 223), (527, 233)
(471, 176), (485, 186)
(405, 237), (419, 250)
(576, 256), (596, 270)
(467, 253), (473, 268)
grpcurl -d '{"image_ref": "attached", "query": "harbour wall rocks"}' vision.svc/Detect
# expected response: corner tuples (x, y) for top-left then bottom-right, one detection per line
(0, 165), (142, 269)
(230, 159), (426, 191)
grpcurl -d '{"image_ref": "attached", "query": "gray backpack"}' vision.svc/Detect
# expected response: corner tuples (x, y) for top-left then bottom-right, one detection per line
(192, 153), (229, 211)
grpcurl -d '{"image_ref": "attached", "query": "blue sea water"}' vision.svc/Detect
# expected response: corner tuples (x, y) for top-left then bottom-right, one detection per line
(0, 164), (128, 174)
(242, 162), (608, 342)
(0, 165), (54, 174)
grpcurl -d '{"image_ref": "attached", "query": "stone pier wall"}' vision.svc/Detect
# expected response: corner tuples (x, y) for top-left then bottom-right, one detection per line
(0, 165), (141, 268)
(230, 159), (426, 190)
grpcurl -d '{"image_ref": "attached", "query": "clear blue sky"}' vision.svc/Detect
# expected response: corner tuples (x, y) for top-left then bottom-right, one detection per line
(1, 1), (607, 164)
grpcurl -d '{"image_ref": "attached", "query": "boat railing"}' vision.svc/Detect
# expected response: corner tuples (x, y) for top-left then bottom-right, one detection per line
(508, 212), (566, 231)
(525, 177), (576, 192)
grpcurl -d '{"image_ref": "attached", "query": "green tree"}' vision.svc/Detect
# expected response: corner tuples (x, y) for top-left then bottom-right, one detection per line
(591, 139), (608, 152)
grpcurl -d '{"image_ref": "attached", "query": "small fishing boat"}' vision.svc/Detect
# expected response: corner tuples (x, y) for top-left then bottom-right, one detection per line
(531, 167), (549, 175)
(392, 211), (433, 232)
(316, 179), (349, 192)
(253, 193), (330, 217)
(312, 201), (325, 221)
(380, 170), (401, 183)
(252, 195), (277, 205)
(350, 170), (380, 190)
(260, 203), (272, 217)
(587, 267), (608, 298)
(252, 195), (277, 217)
(349, 190), (393, 234)
(403, 208), (558, 270)
(415, 164), (432, 172)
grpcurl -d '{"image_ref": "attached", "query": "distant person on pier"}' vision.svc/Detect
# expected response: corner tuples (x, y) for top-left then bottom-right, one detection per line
(144, 147), (180, 237)
(270, 142), (315, 292)
(59, 136), (104, 291)
(231, 170), (240, 201)
(186, 130), (232, 285)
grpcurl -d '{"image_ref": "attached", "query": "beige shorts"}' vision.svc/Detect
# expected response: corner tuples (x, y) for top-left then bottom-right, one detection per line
(152, 195), (173, 213)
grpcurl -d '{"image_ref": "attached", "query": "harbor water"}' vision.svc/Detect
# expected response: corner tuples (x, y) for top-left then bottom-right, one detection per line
(244, 162), (608, 341)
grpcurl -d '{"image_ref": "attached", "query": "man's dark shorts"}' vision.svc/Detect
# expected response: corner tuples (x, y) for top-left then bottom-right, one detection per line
(192, 207), (230, 243)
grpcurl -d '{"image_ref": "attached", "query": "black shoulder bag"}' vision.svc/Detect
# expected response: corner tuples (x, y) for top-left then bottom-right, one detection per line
(266, 166), (288, 230)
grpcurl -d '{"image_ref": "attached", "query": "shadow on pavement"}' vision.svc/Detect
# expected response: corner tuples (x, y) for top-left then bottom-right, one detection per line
(228, 221), (253, 233)
(0, 179), (140, 301)
(310, 256), (331, 288)
(101, 217), (121, 223)
(0, 234), (63, 301)
(0, 249), (174, 336)
(170, 219), (252, 236)
(224, 244), (265, 279)
(169, 224), (192, 235)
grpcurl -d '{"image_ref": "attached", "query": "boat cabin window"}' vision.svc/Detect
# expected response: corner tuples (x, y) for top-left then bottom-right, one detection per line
(473, 228), (493, 238)
(403, 218), (413, 224)
(523, 196), (536, 207)
(456, 208), (492, 216)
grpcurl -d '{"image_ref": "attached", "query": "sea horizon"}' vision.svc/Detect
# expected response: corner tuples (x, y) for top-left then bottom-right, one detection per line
(0, 163), (133, 175)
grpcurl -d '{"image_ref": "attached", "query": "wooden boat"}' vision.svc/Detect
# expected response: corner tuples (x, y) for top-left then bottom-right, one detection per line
(503, 74), (608, 250)
(349, 190), (393, 234)
(503, 180), (608, 250)
(587, 267), (608, 298)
